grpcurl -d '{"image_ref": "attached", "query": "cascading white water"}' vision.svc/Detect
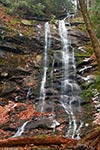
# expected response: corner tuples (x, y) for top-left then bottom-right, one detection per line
(39, 20), (83, 139)
(59, 21), (69, 73)
(40, 22), (51, 112)
(11, 121), (29, 138)
(59, 20), (83, 139)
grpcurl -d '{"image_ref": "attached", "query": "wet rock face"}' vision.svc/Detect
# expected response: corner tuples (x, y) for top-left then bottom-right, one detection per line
(0, 35), (44, 54)
(0, 10), (45, 139)
(0, 16), (44, 100)
(68, 29), (90, 47)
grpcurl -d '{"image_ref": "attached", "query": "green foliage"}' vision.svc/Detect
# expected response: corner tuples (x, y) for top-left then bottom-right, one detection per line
(90, 0), (100, 38)
(3, 0), (74, 18)
(3, 0), (45, 17)
(81, 87), (93, 101)
(81, 76), (100, 100)
(42, 0), (74, 15)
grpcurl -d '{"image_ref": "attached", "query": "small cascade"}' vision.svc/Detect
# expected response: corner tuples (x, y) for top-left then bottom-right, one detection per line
(26, 87), (32, 103)
(39, 22), (51, 112)
(11, 121), (29, 138)
(59, 20), (83, 139)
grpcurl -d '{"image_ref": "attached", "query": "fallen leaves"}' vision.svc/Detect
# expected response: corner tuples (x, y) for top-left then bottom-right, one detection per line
(0, 5), (35, 38)
(0, 101), (17, 125)
(18, 104), (36, 120)
(0, 101), (28, 125)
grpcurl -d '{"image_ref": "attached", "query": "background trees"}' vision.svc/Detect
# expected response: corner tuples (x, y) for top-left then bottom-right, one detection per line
(1, 0), (74, 19)
(78, 0), (100, 70)
(90, 0), (100, 38)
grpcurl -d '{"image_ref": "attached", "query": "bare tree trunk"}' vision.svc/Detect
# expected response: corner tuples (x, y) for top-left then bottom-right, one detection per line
(78, 0), (100, 71)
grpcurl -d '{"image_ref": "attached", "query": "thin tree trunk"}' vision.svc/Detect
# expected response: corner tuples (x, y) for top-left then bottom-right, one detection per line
(78, 0), (100, 71)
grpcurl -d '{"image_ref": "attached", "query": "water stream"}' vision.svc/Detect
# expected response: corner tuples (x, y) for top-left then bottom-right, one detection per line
(39, 22), (51, 112)
(39, 20), (83, 139)
(12, 121), (29, 138)
(59, 20), (83, 139)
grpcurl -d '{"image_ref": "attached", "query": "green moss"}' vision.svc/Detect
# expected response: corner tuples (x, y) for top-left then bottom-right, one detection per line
(36, 134), (47, 139)
(10, 18), (20, 24)
(81, 75), (100, 101)
(75, 52), (91, 57)
(81, 89), (93, 101)
(0, 58), (5, 64)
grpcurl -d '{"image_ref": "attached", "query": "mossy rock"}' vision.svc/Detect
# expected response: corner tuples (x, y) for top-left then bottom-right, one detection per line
(21, 19), (34, 26)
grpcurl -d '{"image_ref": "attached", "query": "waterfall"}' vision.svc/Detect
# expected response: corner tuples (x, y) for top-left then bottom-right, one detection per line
(59, 20), (83, 139)
(40, 22), (51, 112)
(39, 20), (83, 139)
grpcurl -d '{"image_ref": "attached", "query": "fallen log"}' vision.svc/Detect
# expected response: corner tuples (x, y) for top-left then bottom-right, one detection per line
(0, 128), (99, 148)
(0, 136), (77, 147)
